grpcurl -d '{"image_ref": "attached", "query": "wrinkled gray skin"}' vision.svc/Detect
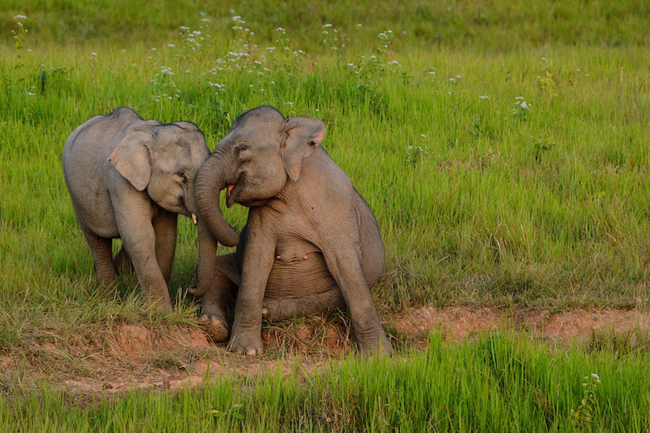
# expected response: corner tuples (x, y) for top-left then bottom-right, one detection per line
(62, 107), (239, 312)
(192, 106), (393, 356)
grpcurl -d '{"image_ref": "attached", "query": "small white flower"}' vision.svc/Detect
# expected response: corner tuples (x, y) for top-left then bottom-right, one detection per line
(27, 92), (35, 96)
(515, 96), (524, 100)
(180, 26), (190, 31)
(480, 95), (489, 99)
(449, 78), (455, 82)
(520, 101), (529, 109)
(14, 15), (27, 20)
(168, 44), (175, 47)
(323, 23), (332, 28)
(91, 52), (97, 56)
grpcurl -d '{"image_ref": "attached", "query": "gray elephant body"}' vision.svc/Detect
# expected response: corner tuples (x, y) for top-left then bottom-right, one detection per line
(194, 106), (392, 356)
(62, 107), (238, 311)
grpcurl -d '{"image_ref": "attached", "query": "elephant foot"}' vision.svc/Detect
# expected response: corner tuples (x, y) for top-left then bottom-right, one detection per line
(146, 295), (173, 313)
(227, 332), (263, 356)
(358, 332), (394, 357)
(199, 314), (230, 342)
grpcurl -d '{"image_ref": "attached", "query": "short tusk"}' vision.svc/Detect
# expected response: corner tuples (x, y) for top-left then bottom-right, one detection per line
(191, 213), (197, 224)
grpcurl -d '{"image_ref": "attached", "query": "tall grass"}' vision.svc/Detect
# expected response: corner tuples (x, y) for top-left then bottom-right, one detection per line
(1, 332), (649, 431)
(2, 3), (648, 338)
(0, 1), (649, 430)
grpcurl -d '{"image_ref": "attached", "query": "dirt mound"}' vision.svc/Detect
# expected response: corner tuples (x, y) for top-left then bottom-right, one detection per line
(2, 307), (648, 397)
(392, 306), (650, 341)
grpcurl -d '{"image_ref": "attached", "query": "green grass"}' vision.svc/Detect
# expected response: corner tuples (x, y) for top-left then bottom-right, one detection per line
(2, 332), (650, 431)
(0, 1), (649, 429)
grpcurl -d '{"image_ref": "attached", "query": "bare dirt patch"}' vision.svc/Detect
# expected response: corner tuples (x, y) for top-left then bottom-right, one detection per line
(3, 307), (648, 397)
(392, 306), (650, 341)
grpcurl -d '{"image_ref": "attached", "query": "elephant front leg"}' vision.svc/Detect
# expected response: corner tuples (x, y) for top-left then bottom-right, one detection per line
(323, 245), (393, 356)
(116, 205), (173, 312)
(228, 232), (275, 356)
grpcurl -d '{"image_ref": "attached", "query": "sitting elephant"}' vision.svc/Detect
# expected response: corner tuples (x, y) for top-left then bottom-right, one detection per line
(62, 107), (239, 312)
(192, 105), (393, 356)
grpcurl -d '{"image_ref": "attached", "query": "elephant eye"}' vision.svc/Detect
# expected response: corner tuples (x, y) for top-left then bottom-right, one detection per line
(176, 171), (186, 179)
(236, 143), (249, 152)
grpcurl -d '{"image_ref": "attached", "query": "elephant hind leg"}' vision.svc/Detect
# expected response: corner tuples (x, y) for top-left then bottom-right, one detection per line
(82, 228), (117, 288)
(153, 210), (178, 284)
(199, 253), (240, 342)
(113, 245), (133, 275)
(262, 289), (346, 322)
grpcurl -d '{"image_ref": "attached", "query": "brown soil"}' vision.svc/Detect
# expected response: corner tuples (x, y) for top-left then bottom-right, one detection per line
(3, 307), (649, 397)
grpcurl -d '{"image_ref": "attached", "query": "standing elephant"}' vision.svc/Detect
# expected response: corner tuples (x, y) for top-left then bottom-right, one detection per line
(192, 105), (393, 356)
(62, 107), (239, 312)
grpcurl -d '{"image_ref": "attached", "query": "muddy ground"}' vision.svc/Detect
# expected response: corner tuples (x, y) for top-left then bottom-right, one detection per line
(2, 306), (648, 397)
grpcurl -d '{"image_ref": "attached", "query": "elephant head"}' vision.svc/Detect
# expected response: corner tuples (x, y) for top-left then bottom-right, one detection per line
(195, 106), (325, 238)
(108, 120), (240, 292)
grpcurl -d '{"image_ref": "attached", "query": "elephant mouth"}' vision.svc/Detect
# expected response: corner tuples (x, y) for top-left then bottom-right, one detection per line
(175, 196), (190, 216)
(225, 174), (244, 208)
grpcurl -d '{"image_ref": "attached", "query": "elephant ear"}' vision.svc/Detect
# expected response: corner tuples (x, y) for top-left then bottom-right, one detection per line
(282, 116), (325, 182)
(108, 128), (154, 192)
(172, 121), (200, 132)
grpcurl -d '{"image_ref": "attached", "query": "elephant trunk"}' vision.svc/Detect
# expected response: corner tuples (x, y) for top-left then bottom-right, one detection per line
(192, 217), (218, 296)
(195, 148), (239, 247)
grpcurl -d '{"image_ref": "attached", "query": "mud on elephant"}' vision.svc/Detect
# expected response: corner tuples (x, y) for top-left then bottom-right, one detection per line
(62, 107), (238, 312)
(192, 105), (393, 356)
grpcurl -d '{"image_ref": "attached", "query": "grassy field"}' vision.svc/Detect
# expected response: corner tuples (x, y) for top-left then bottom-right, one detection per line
(1, 0), (649, 430)
(2, 332), (650, 431)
